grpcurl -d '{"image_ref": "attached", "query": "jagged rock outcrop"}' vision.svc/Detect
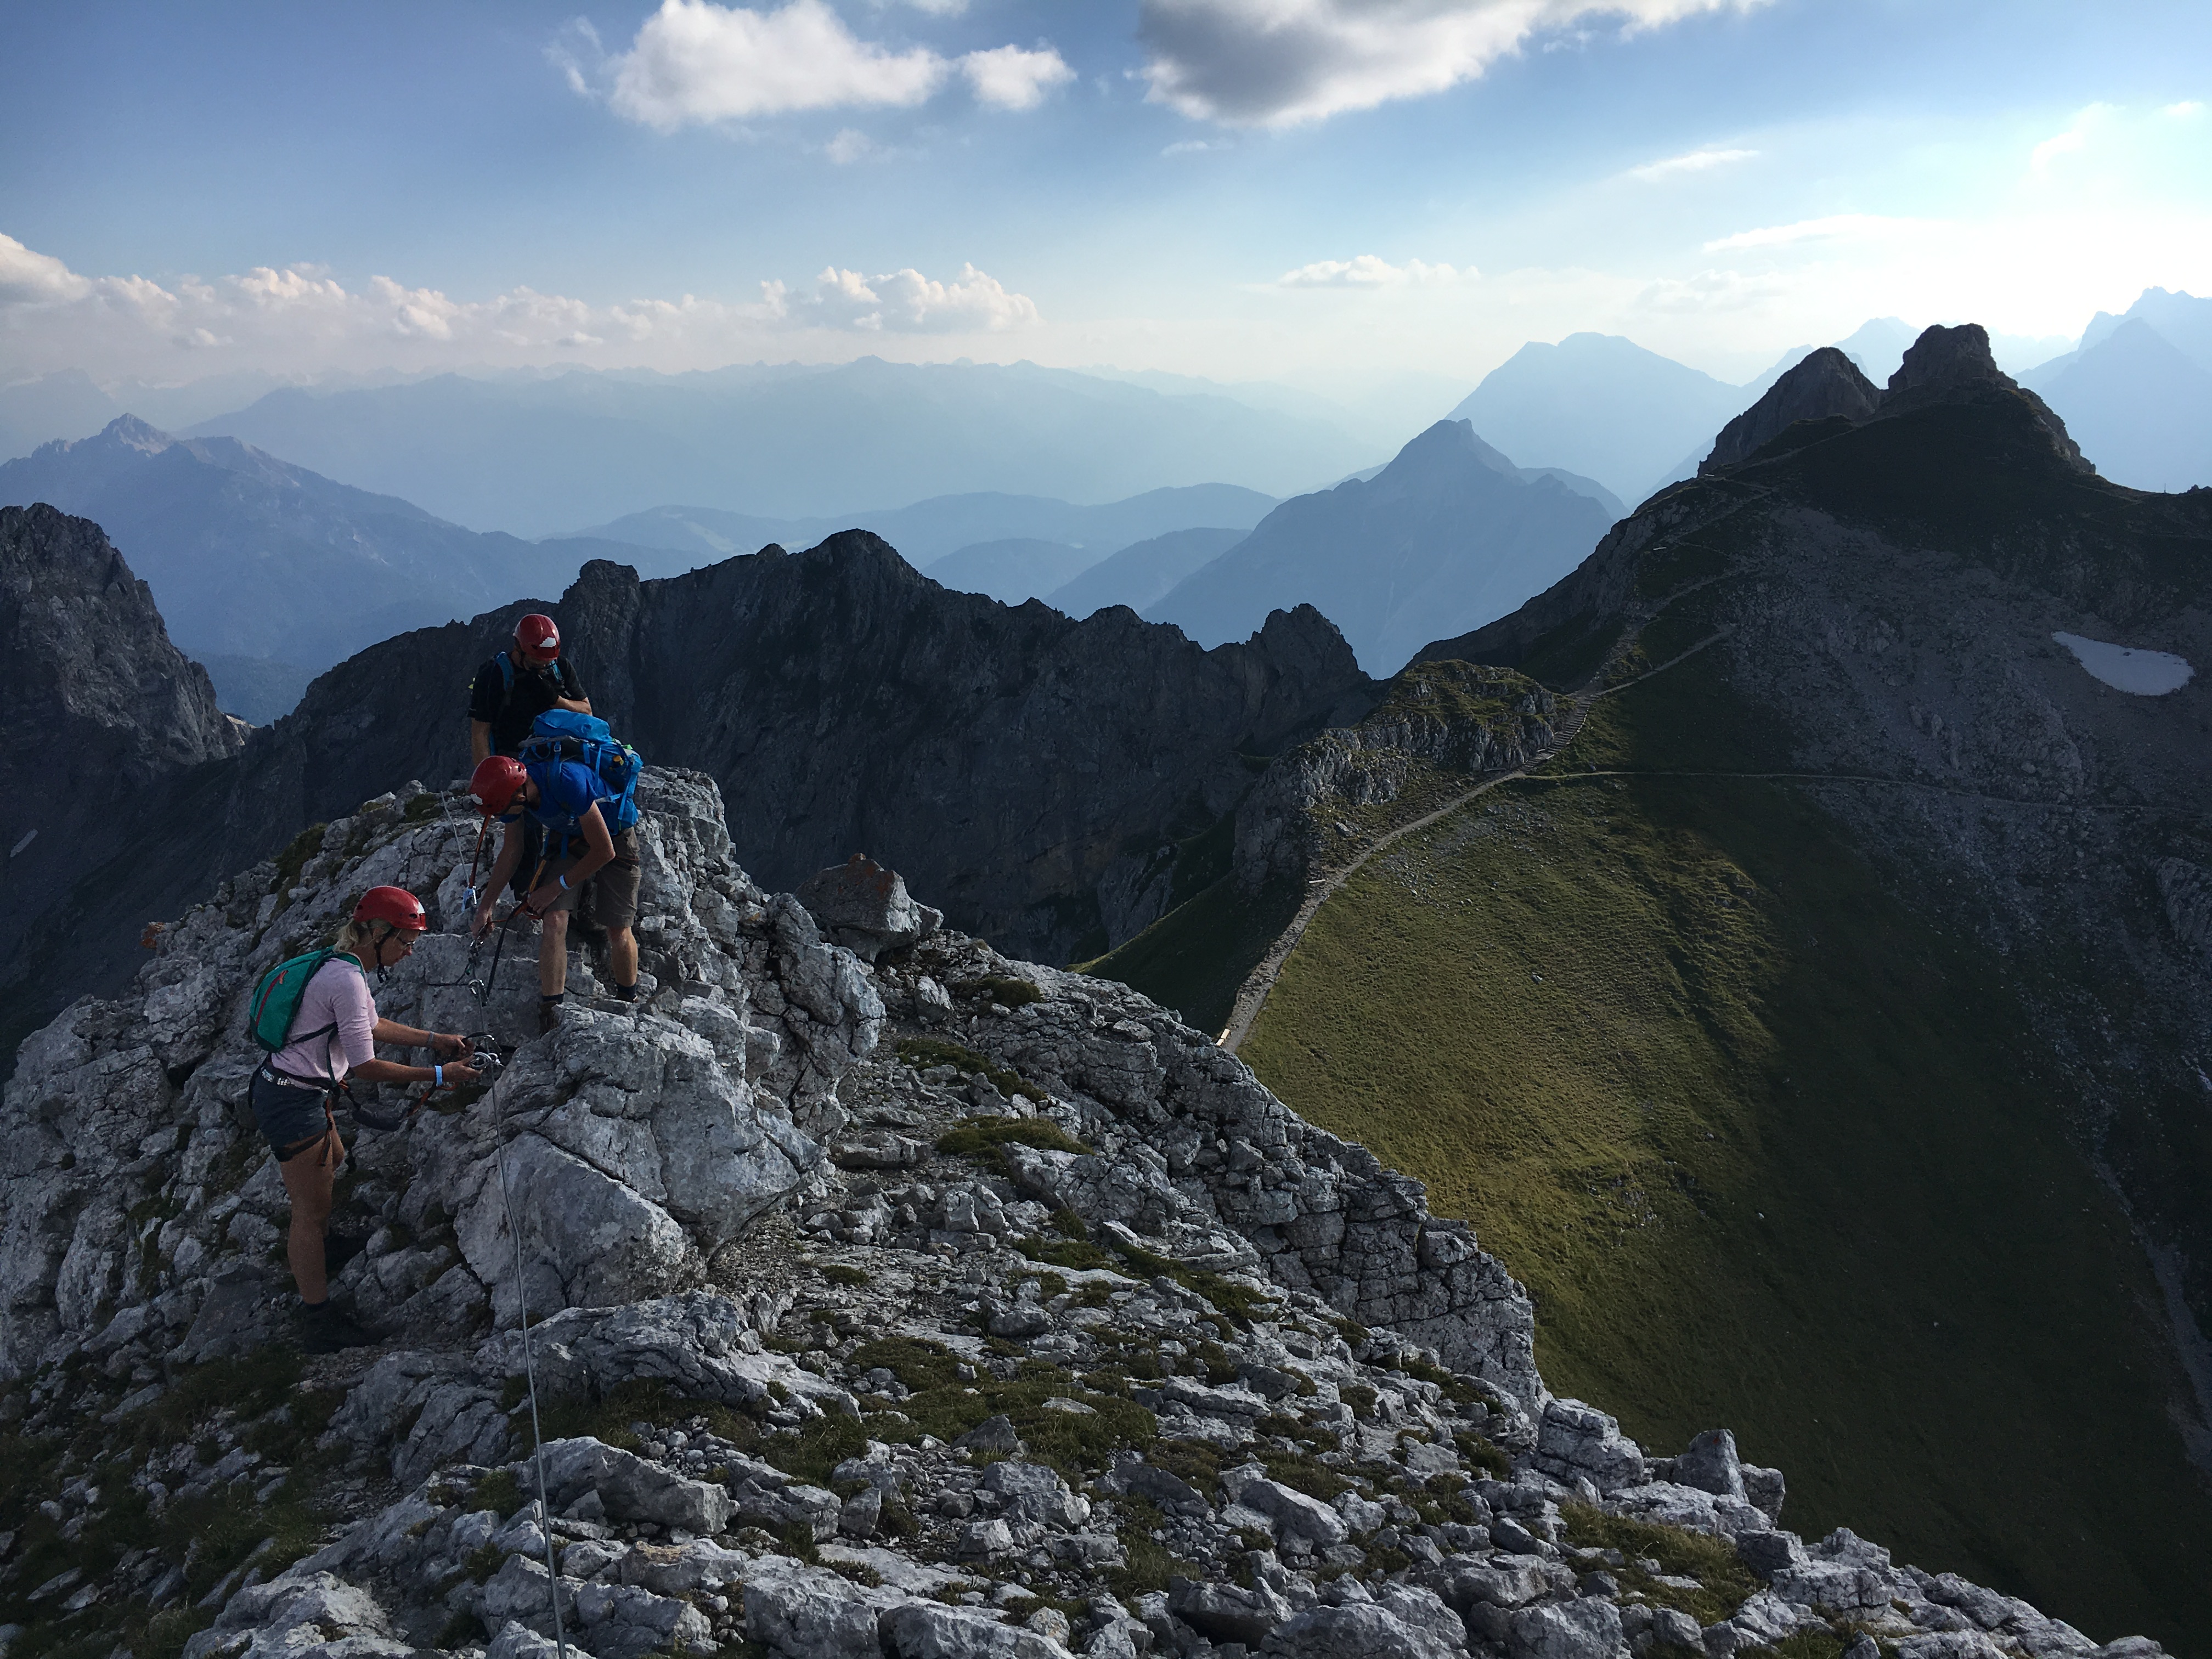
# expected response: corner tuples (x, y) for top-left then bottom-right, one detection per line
(4, 529), (1376, 1073)
(1231, 663), (1557, 894)
(1697, 325), (2090, 479)
(0, 504), (243, 1066)
(1700, 347), (1880, 473)
(0, 777), (2168, 1659)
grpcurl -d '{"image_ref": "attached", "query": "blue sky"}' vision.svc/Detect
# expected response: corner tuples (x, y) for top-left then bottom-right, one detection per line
(2, 0), (2208, 392)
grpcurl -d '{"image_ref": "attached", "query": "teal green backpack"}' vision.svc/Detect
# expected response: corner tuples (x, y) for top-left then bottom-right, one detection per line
(245, 949), (358, 1054)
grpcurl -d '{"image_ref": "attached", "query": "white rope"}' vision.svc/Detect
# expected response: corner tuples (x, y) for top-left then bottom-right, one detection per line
(493, 1081), (569, 1659)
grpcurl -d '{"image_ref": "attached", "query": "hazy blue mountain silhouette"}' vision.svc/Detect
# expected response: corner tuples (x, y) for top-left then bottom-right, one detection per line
(0, 416), (664, 673)
(1447, 333), (1746, 506)
(1144, 420), (1613, 674)
(182, 359), (1368, 535)
(2076, 286), (2212, 368)
(562, 483), (1277, 571)
(923, 539), (1098, 605)
(1048, 526), (1249, 619)
(2024, 318), (2212, 492)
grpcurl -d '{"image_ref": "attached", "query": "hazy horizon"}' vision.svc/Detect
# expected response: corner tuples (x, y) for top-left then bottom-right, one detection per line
(4, 1), (2208, 405)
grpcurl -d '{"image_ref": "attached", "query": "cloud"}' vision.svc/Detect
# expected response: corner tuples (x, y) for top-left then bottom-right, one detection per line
(1137, 0), (1760, 127)
(2030, 103), (2114, 173)
(1626, 145), (1756, 181)
(2164, 100), (2204, 119)
(598, 0), (949, 128)
(825, 127), (880, 163)
(0, 233), (93, 304)
(1702, 213), (1912, 252)
(960, 44), (1075, 111)
(779, 262), (1041, 331)
(1634, 266), (1785, 312)
(1161, 138), (1226, 155)
(1275, 255), (1474, 287)
(0, 236), (1041, 381)
(561, 0), (1070, 129)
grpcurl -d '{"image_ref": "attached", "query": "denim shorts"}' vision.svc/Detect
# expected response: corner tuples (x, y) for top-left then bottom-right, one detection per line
(250, 1067), (335, 1160)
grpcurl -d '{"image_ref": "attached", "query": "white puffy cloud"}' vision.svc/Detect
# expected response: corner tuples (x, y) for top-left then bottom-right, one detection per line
(603, 0), (946, 127)
(778, 262), (1041, 331)
(1634, 266), (1785, 312)
(0, 236), (1042, 381)
(960, 44), (1075, 111)
(1138, 0), (1761, 127)
(2029, 103), (2114, 173)
(557, 0), (1070, 129)
(825, 127), (880, 162)
(1276, 255), (1473, 287)
(0, 233), (93, 304)
(1626, 145), (1756, 181)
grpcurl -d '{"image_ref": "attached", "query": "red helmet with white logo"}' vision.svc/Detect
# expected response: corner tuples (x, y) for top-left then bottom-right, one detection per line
(354, 886), (427, 933)
(514, 613), (561, 664)
(470, 755), (529, 817)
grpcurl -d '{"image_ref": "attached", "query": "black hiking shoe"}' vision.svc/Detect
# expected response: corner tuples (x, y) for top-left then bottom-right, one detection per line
(538, 997), (563, 1036)
(298, 1300), (378, 1353)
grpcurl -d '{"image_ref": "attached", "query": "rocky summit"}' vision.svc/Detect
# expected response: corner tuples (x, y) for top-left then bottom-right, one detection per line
(0, 768), (2169, 1659)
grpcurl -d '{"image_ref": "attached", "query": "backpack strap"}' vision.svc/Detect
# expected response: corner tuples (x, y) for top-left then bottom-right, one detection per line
(495, 650), (516, 693)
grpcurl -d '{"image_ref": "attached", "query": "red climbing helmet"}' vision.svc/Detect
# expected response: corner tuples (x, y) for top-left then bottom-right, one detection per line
(514, 613), (561, 664)
(354, 886), (428, 933)
(470, 755), (529, 816)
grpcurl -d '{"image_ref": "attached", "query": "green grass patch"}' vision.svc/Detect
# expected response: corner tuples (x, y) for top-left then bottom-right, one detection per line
(894, 1039), (1049, 1104)
(1077, 874), (1304, 1039)
(535, 1378), (763, 1457)
(818, 1264), (870, 1289)
(865, 1358), (1157, 1484)
(1239, 646), (2212, 1649)
(935, 1117), (1091, 1175)
(1561, 1503), (1757, 1626)
(955, 976), (1046, 1009)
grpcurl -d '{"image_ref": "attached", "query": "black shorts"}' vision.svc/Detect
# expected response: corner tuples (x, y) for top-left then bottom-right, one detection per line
(250, 1068), (336, 1160)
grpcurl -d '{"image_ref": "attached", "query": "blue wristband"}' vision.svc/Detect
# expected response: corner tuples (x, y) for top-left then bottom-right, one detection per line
(558, 873), (570, 890)
(434, 1064), (443, 1086)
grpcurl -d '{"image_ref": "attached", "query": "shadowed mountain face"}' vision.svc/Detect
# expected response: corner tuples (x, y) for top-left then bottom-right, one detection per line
(4, 529), (1373, 1073)
(1047, 525), (1248, 618)
(0, 505), (242, 1065)
(2025, 318), (2212, 493)
(1146, 419), (1616, 674)
(0, 416), (661, 672)
(1376, 328), (2212, 1638)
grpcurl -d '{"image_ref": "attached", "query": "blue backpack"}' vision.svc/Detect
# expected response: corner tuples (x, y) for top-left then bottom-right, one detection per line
(518, 710), (643, 832)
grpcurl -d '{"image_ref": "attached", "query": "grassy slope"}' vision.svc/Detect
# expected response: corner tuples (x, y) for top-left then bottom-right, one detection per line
(1239, 648), (2212, 1652)
(1078, 874), (1302, 1039)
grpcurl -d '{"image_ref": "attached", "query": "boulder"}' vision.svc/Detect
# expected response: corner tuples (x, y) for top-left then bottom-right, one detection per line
(797, 854), (944, 962)
(530, 1438), (734, 1533)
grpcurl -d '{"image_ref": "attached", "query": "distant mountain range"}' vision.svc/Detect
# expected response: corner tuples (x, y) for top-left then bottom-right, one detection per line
(1046, 526), (1249, 618)
(1145, 419), (1616, 674)
(2023, 289), (2212, 493)
(163, 359), (1370, 535)
(0, 416), (663, 680)
(565, 482), (1277, 573)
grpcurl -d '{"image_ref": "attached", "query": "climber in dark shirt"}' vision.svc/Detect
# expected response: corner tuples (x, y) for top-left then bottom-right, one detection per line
(468, 612), (591, 764)
(468, 612), (591, 901)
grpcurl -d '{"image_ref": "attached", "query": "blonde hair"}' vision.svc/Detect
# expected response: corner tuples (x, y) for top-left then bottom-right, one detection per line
(332, 919), (377, 962)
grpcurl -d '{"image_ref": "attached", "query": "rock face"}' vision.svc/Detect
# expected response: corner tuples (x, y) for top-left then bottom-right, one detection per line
(3, 528), (1373, 1079)
(0, 504), (242, 1066)
(1699, 347), (1880, 473)
(0, 788), (2166, 1659)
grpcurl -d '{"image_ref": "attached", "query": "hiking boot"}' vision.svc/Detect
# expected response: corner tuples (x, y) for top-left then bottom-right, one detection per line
(298, 1300), (378, 1353)
(538, 997), (563, 1036)
(323, 1230), (368, 1277)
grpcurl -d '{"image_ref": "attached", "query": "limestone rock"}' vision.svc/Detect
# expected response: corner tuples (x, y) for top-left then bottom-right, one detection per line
(798, 854), (944, 962)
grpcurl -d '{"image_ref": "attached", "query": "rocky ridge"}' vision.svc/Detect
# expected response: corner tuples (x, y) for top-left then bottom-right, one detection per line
(0, 770), (2166, 1659)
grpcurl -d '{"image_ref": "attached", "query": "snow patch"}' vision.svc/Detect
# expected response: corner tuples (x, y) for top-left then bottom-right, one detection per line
(2051, 631), (2195, 696)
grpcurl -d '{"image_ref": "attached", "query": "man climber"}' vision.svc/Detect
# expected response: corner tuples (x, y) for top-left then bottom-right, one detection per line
(468, 753), (640, 1033)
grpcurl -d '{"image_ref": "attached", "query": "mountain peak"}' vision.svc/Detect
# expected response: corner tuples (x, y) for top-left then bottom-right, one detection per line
(1885, 321), (2005, 398)
(98, 413), (175, 453)
(1701, 347), (1880, 474)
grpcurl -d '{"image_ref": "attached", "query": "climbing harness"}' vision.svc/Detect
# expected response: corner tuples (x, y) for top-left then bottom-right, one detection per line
(487, 1046), (569, 1659)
